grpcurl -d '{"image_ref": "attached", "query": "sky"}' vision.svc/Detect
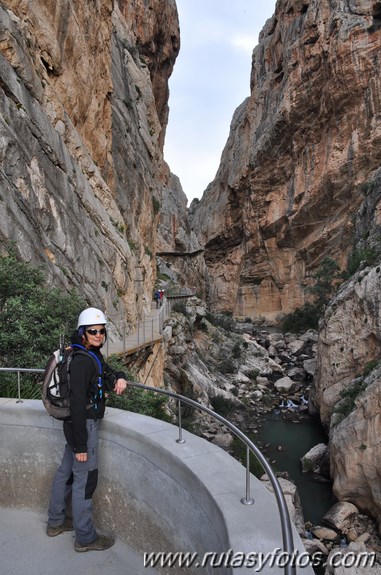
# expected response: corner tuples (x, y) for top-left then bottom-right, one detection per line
(163, 0), (277, 204)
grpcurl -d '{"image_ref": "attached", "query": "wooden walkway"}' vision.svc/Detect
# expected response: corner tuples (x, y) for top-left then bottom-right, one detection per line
(104, 300), (170, 357)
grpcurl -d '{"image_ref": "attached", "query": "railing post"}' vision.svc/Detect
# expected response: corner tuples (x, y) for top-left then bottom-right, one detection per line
(241, 445), (255, 505)
(176, 400), (186, 444)
(16, 371), (23, 404)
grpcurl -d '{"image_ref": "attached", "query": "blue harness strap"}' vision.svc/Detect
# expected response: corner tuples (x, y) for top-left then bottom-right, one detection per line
(71, 344), (103, 407)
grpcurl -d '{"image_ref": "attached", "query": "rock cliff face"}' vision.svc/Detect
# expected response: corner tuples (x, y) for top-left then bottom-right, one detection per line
(328, 366), (381, 527)
(313, 167), (381, 426)
(0, 0), (179, 332)
(191, 0), (381, 322)
(311, 166), (381, 528)
(156, 173), (207, 296)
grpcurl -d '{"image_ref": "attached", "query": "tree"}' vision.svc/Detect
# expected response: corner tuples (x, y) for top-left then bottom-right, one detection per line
(0, 252), (86, 369)
(308, 256), (340, 310)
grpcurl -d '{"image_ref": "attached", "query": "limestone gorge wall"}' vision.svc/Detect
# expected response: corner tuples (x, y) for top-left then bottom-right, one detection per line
(311, 167), (381, 527)
(191, 0), (381, 323)
(156, 172), (207, 297)
(0, 0), (179, 332)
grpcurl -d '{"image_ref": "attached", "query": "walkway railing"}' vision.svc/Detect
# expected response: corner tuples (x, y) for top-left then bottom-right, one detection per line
(0, 367), (297, 575)
(105, 299), (171, 357)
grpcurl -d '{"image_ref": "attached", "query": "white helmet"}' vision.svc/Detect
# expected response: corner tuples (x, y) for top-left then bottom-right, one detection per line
(77, 307), (107, 329)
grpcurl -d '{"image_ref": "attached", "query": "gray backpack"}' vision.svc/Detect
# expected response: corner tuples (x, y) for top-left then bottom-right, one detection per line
(41, 341), (101, 420)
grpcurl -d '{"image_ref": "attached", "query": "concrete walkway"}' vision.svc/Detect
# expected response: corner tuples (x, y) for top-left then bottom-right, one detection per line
(1, 507), (158, 575)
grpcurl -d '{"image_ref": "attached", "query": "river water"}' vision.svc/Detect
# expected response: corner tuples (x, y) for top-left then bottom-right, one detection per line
(255, 410), (336, 525)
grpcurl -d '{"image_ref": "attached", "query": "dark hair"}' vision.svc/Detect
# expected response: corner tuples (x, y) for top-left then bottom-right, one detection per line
(78, 325), (108, 346)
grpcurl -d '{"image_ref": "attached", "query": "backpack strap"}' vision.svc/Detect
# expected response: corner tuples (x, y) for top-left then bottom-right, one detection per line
(70, 344), (104, 410)
(71, 344), (102, 376)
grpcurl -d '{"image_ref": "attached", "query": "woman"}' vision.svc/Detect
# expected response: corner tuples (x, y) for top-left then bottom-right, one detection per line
(46, 307), (127, 552)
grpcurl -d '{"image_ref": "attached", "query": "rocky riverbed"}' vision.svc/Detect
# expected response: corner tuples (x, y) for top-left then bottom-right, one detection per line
(161, 298), (381, 573)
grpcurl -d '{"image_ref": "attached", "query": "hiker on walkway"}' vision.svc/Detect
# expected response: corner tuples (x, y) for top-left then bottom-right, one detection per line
(159, 289), (164, 306)
(154, 290), (160, 309)
(46, 307), (128, 552)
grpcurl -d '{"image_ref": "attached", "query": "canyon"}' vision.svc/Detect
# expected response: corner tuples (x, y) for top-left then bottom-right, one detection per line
(2, 0), (381, 551)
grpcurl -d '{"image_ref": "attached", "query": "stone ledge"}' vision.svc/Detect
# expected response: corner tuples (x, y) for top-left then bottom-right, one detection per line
(0, 399), (312, 574)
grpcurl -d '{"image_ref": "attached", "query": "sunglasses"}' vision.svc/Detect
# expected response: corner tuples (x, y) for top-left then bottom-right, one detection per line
(86, 328), (106, 336)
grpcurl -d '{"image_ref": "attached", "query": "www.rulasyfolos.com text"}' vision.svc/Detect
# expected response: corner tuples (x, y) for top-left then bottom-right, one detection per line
(143, 548), (377, 570)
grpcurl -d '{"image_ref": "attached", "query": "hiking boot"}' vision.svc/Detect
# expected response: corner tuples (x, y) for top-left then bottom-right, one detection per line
(74, 534), (115, 553)
(46, 517), (73, 537)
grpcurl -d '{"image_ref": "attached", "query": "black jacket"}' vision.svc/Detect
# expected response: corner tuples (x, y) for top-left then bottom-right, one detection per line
(64, 332), (126, 453)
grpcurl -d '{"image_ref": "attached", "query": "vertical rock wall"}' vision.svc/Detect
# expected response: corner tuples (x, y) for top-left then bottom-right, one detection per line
(312, 168), (381, 530)
(191, 0), (381, 322)
(0, 0), (179, 332)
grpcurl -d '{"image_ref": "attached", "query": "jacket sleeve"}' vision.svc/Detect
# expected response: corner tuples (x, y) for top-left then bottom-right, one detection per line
(102, 360), (127, 392)
(68, 353), (96, 453)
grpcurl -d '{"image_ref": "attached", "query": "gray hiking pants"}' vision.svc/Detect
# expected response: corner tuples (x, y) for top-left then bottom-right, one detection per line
(48, 419), (101, 544)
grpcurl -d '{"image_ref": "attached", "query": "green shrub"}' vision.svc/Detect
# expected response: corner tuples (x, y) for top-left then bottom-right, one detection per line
(218, 358), (236, 374)
(172, 302), (189, 316)
(205, 311), (235, 332)
(230, 437), (265, 478)
(152, 196), (161, 216)
(343, 247), (378, 278)
(108, 385), (170, 421)
(363, 359), (379, 377)
(210, 395), (235, 417)
(282, 257), (341, 333)
(0, 252), (86, 370)
(232, 341), (242, 359)
(0, 251), (87, 398)
(103, 355), (171, 421)
(308, 257), (340, 306)
(334, 378), (368, 418)
(281, 302), (321, 333)
(246, 369), (259, 381)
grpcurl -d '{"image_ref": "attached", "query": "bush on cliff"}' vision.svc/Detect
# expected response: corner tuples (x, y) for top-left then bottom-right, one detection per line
(0, 252), (85, 366)
(0, 251), (86, 397)
(281, 257), (340, 333)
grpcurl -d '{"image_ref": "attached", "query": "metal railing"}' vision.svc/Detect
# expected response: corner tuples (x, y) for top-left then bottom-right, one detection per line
(0, 368), (296, 575)
(104, 299), (171, 357)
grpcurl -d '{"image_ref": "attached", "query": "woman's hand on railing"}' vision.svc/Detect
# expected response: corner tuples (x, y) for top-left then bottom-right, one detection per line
(114, 378), (128, 395)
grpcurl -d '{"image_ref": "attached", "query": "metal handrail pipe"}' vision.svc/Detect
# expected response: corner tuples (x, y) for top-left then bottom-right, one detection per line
(0, 368), (296, 575)
(0, 368), (44, 373)
(0, 367), (44, 403)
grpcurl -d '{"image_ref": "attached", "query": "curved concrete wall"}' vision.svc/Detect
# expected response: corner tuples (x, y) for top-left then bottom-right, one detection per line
(0, 398), (311, 574)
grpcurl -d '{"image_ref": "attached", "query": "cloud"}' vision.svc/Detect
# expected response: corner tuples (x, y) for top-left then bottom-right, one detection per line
(230, 33), (260, 54)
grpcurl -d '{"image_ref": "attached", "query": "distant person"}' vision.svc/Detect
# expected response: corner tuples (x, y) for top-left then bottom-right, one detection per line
(154, 290), (160, 308)
(159, 289), (164, 306)
(46, 307), (128, 552)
